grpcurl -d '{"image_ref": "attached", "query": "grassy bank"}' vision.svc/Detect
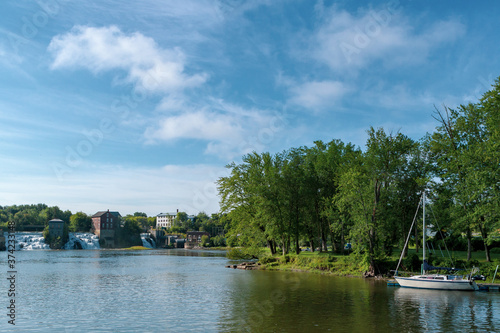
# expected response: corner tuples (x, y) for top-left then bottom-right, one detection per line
(228, 247), (500, 281)
(258, 252), (369, 277)
(124, 246), (152, 250)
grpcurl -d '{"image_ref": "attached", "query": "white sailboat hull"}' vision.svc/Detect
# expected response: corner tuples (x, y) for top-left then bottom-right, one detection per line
(395, 276), (478, 291)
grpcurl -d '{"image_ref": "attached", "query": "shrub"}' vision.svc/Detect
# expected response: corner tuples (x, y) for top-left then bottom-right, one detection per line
(259, 256), (277, 264)
(201, 235), (210, 247)
(279, 254), (291, 264)
(226, 247), (261, 259)
(480, 262), (500, 281)
(490, 247), (500, 254)
(226, 235), (238, 247)
(327, 255), (337, 262)
(403, 253), (421, 272)
(210, 235), (226, 247)
(226, 248), (247, 259)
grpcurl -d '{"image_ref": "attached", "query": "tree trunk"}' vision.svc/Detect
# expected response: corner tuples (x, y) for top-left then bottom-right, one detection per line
(367, 180), (381, 276)
(369, 226), (375, 273)
(466, 229), (472, 261)
(340, 220), (345, 255)
(331, 231), (338, 253)
(322, 234), (328, 252)
(309, 239), (315, 252)
(295, 210), (300, 255)
(478, 217), (491, 262)
(295, 235), (300, 255)
(267, 240), (276, 255)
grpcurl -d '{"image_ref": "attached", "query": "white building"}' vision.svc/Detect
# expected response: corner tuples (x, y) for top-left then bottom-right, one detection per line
(156, 212), (177, 229)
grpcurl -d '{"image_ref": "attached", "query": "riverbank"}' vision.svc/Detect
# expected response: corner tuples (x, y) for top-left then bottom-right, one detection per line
(255, 252), (372, 277)
(228, 248), (500, 282)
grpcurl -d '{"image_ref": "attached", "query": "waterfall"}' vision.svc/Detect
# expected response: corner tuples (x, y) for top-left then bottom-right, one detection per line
(140, 233), (156, 248)
(64, 233), (100, 250)
(12, 232), (50, 250)
(2, 232), (101, 250)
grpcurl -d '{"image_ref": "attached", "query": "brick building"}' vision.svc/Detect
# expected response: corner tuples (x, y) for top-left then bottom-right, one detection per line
(92, 210), (121, 248)
(185, 231), (210, 249)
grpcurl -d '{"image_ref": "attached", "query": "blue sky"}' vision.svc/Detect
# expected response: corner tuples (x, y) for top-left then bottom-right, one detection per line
(1, 0), (499, 216)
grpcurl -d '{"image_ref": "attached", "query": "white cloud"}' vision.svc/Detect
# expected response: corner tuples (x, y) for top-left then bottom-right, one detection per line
(289, 80), (348, 109)
(145, 109), (242, 142)
(312, 6), (466, 72)
(145, 99), (281, 159)
(48, 25), (207, 93)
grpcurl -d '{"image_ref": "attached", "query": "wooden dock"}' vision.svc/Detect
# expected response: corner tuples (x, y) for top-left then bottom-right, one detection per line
(478, 284), (500, 292)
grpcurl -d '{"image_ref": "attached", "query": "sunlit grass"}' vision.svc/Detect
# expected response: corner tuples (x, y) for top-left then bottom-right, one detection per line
(125, 246), (152, 250)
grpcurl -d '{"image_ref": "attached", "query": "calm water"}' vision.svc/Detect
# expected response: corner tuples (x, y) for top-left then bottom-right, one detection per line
(1, 249), (499, 332)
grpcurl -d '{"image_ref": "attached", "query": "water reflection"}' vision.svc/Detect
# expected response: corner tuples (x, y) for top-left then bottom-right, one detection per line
(391, 288), (499, 332)
(3, 250), (500, 332)
(220, 272), (398, 332)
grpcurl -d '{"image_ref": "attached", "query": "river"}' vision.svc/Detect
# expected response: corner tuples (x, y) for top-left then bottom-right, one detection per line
(1, 249), (499, 332)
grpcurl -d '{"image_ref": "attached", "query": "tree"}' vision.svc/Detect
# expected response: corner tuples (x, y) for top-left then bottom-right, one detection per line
(174, 212), (190, 230)
(39, 206), (71, 225)
(116, 219), (142, 247)
(201, 235), (210, 247)
(429, 78), (500, 261)
(69, 212), (92, 232)
(335, 128), (418, 275)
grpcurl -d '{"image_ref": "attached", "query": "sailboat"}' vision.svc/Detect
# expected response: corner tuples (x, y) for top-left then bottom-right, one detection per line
(394, 191), (479, 291)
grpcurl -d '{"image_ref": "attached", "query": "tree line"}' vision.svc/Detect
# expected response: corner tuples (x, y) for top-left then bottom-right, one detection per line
(0, 204), (227, 247)
(217, 77), (500, 274)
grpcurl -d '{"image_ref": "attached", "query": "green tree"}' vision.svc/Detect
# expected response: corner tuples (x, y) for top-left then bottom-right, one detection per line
(69, 212), (92, 232)
(201, 235), (210, 247)
(335, 128), (418, 274)
(116, 218), (142, 247)
(430, 79), (500, 262)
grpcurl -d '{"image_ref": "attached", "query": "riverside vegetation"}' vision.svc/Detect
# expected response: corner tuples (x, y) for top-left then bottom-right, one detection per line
(219, 77), (500, 278)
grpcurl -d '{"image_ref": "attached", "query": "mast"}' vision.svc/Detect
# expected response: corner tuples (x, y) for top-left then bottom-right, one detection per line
(422, 190), (426, 275)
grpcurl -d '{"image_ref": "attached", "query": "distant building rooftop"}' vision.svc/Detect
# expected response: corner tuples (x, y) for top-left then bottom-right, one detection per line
(92, 211), (121, 218)
(157, 212), (177, 217)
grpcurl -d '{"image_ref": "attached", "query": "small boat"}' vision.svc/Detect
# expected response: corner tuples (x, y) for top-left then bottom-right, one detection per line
(394, 191), (479, 291)
(395, 261), (478, 291)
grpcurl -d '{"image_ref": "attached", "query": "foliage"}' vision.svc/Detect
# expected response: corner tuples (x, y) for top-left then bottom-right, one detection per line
(210, 235), (226, 247)
(428, 78), (500, 261)
(402, 253), (421, 272)
(200, 235), (210, 247)
(123, 213), (151, 231)
(115, 218), (142, 248)
(226, 247), (262, 259)
(69, 212), (92, 232)
(0, 204), (71, 230)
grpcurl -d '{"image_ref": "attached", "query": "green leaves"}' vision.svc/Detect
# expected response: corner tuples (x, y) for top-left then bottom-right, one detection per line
(429, 77), (500, 261)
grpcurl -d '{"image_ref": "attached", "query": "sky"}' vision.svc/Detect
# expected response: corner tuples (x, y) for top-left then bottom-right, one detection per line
(1, 0), (499, 217)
